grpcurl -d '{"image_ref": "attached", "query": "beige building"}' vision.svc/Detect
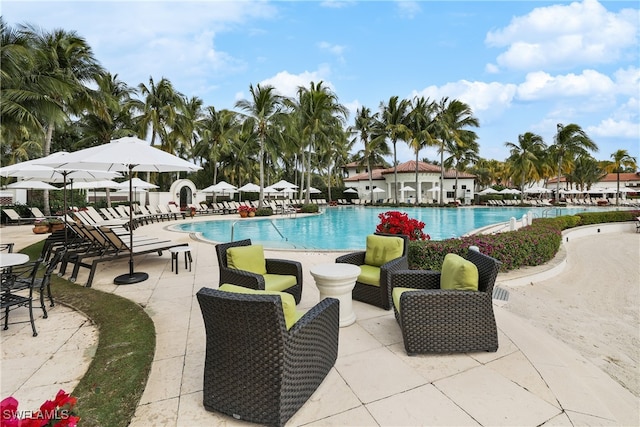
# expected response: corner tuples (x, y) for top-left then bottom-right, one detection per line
(343, 160), (476, 204)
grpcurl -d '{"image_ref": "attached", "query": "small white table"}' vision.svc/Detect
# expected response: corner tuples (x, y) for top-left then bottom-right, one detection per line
(0, 253), (30, 268)
(310, 263), (361, 327)
(169, 246), (192, 274)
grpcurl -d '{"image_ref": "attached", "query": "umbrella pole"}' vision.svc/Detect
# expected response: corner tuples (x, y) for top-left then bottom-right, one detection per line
(114, 165), (148, 285)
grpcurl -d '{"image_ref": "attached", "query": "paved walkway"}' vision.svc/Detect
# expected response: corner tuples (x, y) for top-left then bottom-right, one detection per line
(1, 218), (638, 426)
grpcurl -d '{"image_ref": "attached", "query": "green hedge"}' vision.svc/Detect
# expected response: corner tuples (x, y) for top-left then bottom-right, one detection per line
(408, 209), (639, 272)
(300, 204), (319, 213)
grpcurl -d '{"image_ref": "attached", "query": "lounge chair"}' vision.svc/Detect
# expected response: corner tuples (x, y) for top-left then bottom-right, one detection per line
(2, 208), (35, 225)
(68, 226), (187, 287)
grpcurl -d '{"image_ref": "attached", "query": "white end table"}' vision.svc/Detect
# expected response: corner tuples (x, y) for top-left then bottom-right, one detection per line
(310, 263), (361, 327)
(169, 246), (192, 274)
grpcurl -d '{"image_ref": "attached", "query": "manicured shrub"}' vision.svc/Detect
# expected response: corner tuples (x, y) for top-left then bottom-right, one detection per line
(575, 210), (639, 225)
(255, 207), (273, 216)
(300, 204), (319, 213)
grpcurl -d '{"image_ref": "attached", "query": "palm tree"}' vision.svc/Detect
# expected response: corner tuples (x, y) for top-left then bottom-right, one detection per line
(504, 132), (546, 203)
(235, 84), (284, 208)
(137, 77), (184, 149)
(444, 133), (480, 203)
(193, 107), (239, 189)
(288, 82), (348, 204)
(407, 96), (437, 202)
(551, 123), (598, 203)
(435, 97), (479, 205)
(604, 149), (637, 205)
(380, 96), (411, 203)
(350, 107), (390, 203)
(15, 24), (104, 215)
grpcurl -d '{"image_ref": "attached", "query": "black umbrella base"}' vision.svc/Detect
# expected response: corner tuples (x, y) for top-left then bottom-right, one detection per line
(114, 272), (149, 285)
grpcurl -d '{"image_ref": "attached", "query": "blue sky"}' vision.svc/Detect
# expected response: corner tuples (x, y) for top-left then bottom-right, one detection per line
(4, 0), (639, 165)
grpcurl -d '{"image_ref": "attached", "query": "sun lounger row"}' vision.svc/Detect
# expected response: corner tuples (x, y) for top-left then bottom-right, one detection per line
(50, 221), (187, 287)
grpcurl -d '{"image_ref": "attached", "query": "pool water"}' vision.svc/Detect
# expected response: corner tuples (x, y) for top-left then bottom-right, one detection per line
(172, 205), (606, 250)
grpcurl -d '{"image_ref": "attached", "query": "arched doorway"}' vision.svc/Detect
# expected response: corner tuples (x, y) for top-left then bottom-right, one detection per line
(169, 179), (197, 210)
(179, 186), (192, 209)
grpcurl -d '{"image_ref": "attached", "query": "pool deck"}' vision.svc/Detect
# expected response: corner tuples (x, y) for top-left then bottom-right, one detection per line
(1, 216), (638, 426)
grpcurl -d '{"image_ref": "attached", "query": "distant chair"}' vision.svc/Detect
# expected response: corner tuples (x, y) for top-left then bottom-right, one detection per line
(1, 208), (35, 225)
(196, 285), (339, 426)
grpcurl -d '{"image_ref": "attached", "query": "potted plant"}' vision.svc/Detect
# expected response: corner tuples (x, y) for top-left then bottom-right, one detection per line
(32, 219), (51, 234)
(48, 218), (65, 232)
(237, 205), (256, 218)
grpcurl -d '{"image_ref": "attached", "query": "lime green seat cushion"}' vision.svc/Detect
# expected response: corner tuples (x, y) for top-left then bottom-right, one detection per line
(219, 284), (303, 329)
(227, 245), (267, 275)
(440, 253), (479, 291)
(364, 234), (404, 267)
(357, 264), (381, 287)
(392, 287), (415, 312)
(263, 274), (297, 292)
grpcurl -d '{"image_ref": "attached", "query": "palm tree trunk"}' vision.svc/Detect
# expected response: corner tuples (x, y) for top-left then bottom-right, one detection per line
(393, 140), (398, 203)
(258, 136), (264, 209)
(43, 123), (54, 216)
(439, 144), (445, 205)
(415, 150), (419, 203)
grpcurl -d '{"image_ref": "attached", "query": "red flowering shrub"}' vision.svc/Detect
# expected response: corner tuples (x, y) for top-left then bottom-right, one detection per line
(376, 211), (429, 241)
(237, 205), (256, 213)
(1, 390), (79, 427)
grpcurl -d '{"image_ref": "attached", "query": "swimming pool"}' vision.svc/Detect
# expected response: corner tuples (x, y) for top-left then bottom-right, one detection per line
(172, 205), (606, 250)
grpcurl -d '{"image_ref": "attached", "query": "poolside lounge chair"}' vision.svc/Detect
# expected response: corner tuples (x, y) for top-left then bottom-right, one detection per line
(2, 208), (35, 225)
(197, 285), (339, 427)
(66, 225), (187, 287)
(389, 247), (501, 354)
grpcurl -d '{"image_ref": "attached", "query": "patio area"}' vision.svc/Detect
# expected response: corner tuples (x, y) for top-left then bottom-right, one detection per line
(1, 219), (638, 426)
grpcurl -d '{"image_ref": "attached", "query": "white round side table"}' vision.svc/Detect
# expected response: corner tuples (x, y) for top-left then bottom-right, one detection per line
(310, 263), (361, 327)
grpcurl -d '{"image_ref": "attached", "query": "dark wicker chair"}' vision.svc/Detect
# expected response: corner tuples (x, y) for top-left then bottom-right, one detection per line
(215, 239), (303, 304)
(196, 287), (339, 427)
(335, 233), (409, 310)
(389, 248), (502, 354)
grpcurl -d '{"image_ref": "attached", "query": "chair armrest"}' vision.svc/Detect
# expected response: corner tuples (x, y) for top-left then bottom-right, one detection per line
(380, 255), (409, 273)
(335, 251), (366, 265)
(265, 259), (302, 278)
(218, 267), (265, 290)
(287, 298), (339, 360)
(390, 269), (441, 291)
(399, 289), (494, 319)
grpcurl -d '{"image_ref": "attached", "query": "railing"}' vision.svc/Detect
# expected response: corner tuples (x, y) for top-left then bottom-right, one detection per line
(230, 219), (288, 242)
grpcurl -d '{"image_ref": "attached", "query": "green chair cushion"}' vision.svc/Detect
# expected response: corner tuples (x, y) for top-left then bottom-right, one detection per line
(227, 245), (267, 275)
(364, 234), (404, 267)
(440, 253), (479, 291)
(392, 287), (415, 312)
(263, 274), (297, 292)
(357, 264), (381, 287)
(219, 283), (303, 329)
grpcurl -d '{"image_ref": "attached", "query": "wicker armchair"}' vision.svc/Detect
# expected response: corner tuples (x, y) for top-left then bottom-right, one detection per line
(215, 239), (303, 303)
(390, 248), (501, 354)
(335, 233), (408, 310)
(196, 287), (339, 427)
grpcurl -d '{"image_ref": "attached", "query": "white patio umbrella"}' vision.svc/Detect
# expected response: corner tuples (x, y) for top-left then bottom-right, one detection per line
(116, 178), (159, 204)
(271, 179), (298, 189)
(237, 183), (260, 192)
(35, 136), (202, 285)
(262, 186), (281, 194)
(201, 180), (237, 193)
(426, 186), (441, 194)
(479, 188), (498, 195)
(303, 187), (321, 194)
(344, 188), (358, 194)
(401, 185), (415, 192)
(372, 187), (385, 193)
(6, 180), (60, 190)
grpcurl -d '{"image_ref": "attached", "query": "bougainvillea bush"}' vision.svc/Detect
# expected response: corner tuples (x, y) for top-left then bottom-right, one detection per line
(376, 211), (429, 241)
(407, 210), (639, 271)
(1, 390), (79, 426)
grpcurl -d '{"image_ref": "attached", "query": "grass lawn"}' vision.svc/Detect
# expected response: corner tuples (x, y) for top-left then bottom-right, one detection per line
(20, 242), (156, 427)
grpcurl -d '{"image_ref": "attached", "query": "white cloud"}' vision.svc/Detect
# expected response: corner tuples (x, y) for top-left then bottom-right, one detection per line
(485, 0), (639, 71)
(318, 41), (347, 57)
(412, 80), (517, 123)
(587, 118), (640, 139)
(395, 1), (421, 19)
(260, 65), (333, 98)
(516, 70), (615, 101)
(613, 67), (640, 96)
